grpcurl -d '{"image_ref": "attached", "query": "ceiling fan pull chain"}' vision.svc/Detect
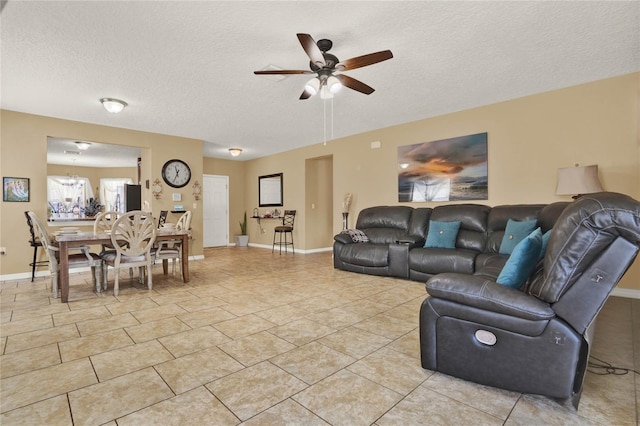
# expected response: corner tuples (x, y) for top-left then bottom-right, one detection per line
(331, 97), (335, 141)
(323, 97), (327, 146)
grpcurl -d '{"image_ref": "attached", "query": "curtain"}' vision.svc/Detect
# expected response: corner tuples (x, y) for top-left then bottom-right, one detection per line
(47, 176), (94, 213)
(100, 178), (133, 212)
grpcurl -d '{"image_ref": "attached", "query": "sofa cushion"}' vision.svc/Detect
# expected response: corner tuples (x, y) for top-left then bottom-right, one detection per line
(430, 204), (490, 252)
(474, 253), (510, 280)
(424, 220), (461, 249)
(497, 228), (543, 288)
(499, 219), (538, 254)
(539, 230), (551, 261)
(356, 206), (413, 230)
(409, 247), (476, 275)
(486, 205), (545, 253)
(339, 243), (389, 267)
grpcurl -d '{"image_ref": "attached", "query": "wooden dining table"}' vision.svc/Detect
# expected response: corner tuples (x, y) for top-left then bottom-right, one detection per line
(53, 229), (190, 303)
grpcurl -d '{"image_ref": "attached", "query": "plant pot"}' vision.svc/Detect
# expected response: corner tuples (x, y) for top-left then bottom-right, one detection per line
(235, 235), (249, 247)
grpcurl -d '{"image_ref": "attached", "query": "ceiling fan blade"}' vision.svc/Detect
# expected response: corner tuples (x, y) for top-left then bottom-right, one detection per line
(254, 70), (314, 75)
(299, 90), (312, 100)
(297, 33), (326, 67)
(335, 74), (375, 95)
(336, 50), (393, 71)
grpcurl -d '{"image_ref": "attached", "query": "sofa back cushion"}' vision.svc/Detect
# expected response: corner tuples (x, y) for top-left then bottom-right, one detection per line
(430, 204), (490, 252)
(485, 205), (545, 253)
(408, 208), (432, 240)
(537, 202), (570, 233)
(356, 206), (415, 244)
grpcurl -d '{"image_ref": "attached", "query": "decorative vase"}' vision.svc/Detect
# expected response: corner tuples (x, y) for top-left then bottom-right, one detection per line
(342, 212), (349, 231)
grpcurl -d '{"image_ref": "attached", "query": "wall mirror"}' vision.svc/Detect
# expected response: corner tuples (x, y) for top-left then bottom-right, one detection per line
(259, 173), (283, 207)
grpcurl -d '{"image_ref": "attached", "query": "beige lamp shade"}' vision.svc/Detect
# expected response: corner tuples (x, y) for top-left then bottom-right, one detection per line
(556, 165), (604, 196)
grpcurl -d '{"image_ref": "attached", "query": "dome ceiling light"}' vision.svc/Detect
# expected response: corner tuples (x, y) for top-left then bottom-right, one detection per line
(100, 98), (128, 113)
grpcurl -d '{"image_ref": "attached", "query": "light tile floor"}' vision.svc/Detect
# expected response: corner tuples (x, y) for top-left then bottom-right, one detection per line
(0, 247), (638, 425)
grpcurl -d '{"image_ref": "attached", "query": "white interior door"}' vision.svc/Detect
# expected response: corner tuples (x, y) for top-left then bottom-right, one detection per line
(203, 174), (228, 247)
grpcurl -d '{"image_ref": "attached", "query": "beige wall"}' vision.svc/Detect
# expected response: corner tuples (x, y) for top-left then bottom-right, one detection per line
(241, 73), (639, 290)
(2, 73), (638, 289)
(0, 110), (204, 277)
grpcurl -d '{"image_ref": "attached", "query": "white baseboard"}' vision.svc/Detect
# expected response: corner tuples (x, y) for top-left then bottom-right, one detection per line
(245, 243), (332, 254)
(0, 255), (205, 282)
(611, 287), (640, 299)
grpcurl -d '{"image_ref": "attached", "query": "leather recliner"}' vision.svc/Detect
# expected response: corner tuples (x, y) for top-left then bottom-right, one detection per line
(419, 192), (640, 408)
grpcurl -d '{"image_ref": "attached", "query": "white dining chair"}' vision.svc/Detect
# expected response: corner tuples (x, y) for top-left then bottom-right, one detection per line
(101, 210), (156, 296)
(28, 211), (102, 297)
(152, 210), (191, 280)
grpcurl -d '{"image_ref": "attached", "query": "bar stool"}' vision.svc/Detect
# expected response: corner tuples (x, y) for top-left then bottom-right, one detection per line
(272, 210), (296, 254)
(25, 211), (48, 281)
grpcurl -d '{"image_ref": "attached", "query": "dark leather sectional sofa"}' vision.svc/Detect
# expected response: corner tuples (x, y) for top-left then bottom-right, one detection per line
(333, 192), (640, 408)
(333, 201), (568, 283)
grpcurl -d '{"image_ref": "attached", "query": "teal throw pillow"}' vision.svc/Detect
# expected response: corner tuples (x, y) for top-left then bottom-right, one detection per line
(538, 230), (552, 261)
(424, 220), (461, 249)
(499, 219), (538, 254)
(497, 227), (543, 289)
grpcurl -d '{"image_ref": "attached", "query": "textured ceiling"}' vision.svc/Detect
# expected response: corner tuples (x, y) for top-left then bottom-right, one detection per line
(2, 1), (639, 164)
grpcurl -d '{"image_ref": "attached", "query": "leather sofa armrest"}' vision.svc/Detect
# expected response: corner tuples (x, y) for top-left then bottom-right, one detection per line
(334, 233), (354, 244)
(426, 273), (555, 321)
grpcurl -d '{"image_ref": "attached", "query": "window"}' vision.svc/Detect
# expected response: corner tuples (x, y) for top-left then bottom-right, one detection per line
(47, 176), (94, 217)
(100, 178), (133, 212)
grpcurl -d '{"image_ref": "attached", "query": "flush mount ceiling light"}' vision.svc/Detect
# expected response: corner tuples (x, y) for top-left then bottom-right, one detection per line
(74, 141), (91, 150)
(228, 148), (243, 157)
(100, 98), (128, 113)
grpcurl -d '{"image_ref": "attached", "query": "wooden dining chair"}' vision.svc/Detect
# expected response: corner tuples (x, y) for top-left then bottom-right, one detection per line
(27, 211), (102, 297)
(101, 210), (156, 296)
(24, 211), (48, 281)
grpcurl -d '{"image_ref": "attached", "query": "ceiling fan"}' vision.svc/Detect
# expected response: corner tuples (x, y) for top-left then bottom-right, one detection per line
(254, 34), (393, 100)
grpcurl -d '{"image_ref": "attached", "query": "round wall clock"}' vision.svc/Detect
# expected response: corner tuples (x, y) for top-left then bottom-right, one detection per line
(161, 159), (191, 188)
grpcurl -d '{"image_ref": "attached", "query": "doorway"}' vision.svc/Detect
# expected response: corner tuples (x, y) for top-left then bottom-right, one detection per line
(203, 174), (229, 247)
(305, 155), (334, 250)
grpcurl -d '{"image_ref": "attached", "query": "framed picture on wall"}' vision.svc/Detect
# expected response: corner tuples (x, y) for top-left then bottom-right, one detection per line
(3, 177), (30, 202)
(397, 132), (488, 202)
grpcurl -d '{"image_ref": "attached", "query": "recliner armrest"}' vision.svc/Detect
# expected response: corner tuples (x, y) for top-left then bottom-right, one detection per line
(426, 273), (555, 321)
(333, 233), (354, 244)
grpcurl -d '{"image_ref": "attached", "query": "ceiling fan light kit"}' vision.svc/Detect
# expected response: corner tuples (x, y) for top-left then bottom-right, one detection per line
(327, 76), (342, 94)
(254, 33), (392, 100)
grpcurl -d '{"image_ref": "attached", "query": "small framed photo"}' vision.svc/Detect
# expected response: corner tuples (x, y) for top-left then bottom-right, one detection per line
(3, 177), (30, 202)
(172, 193), (182, 202)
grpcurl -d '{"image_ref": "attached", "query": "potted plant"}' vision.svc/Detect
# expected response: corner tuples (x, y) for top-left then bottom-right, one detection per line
(235, 211), (249, 247)
(83, 198), (103, 218)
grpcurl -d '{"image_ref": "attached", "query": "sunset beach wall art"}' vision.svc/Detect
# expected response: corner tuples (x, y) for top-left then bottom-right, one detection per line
(398, 133), (488, 202)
